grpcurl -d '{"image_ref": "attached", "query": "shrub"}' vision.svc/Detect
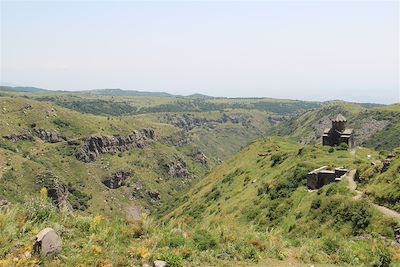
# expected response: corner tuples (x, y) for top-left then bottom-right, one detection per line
(337, 143), (349, 150)
(328, 147), (335, 153)
(160, 252), (184, 267)
(52, 118), (70, 128)
(160, 233), (186, 248)
(322, 236), (339, 255)
(193, 229), (218, 251)
(271, 154), (283, 167)
(371, 242), (393, 267)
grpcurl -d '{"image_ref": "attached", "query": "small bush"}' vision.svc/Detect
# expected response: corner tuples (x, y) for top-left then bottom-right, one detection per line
(193, 229), (218, 251)
(160, 252), (184, 267)
(160, 234), (186, 248)
(337, 143), (349, 150)
(371, 242), (393, 267)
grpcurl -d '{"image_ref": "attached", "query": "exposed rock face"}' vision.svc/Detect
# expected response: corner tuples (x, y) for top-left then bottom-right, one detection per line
(161, 132), (192, 147)
(36, 174), (72, 211)
(164, 159), (189, 178)
(381, 153), (397, 173)
(192, 150), (208, 165)
(355, 119), (390, 144)
(34, 129), (66, 143)
(102, 171), (132, 189)
(161, 113), (252, 131)
(2, 133), (33, 142)
(33, 228), (62, 257)
(76, 129), (155, 163)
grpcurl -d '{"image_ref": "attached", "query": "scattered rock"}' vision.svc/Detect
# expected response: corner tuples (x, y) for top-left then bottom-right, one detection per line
(148, 191), (161, 202)
(33, 228), (62, 257)
(0, 198), (9, 207)
(46, 108), (57, 117)
(192, 150), (208, 165)
(2, 133), (33, 142)
(102, 171), (132, 189)
(76, 129), (156, 163)
(164, 159), (189, 178)
(21, 104), (33, 114)
(153, 260), (167, 267)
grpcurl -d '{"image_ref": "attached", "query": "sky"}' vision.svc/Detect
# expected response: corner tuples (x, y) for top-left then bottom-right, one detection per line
(0, 1), (399, 104)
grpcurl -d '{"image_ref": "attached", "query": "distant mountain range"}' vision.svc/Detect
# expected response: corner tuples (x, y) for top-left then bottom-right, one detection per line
(0, 86), (177, 97)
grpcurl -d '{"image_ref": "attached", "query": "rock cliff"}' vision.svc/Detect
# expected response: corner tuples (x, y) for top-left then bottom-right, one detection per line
(76, 129), (155, 162)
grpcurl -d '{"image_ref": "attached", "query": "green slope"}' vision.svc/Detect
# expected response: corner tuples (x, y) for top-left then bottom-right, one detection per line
(167, 138), (400, 266)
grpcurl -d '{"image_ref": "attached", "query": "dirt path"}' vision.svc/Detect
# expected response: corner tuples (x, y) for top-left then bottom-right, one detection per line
(344, 169), (400, 221)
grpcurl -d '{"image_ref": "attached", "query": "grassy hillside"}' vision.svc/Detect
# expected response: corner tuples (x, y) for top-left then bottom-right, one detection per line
(0, 90), (322, 116)
(0, 199), (347, 267)
(0, 96), (211, 218)
(167, 138), (400, 266)
(271, 102), (400, 151)
(0, 95), (289, 219)
(362, 148), (400, 212)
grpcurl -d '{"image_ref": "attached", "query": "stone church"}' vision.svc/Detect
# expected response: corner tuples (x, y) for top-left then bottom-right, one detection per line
(322, 114), (355, 148)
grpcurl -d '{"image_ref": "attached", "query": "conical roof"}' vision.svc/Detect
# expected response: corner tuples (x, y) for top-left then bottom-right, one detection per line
(332, 114), (347, 122)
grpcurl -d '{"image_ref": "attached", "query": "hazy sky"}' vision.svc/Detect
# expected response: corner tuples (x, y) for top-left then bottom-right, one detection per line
(1, 1), (399, 104)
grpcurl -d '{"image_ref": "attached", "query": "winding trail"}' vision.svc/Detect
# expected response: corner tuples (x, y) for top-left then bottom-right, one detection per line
(344, 170), (400, 221)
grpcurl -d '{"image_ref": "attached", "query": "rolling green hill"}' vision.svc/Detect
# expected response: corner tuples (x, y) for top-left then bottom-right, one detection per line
(167, 137), (400, 266)
(1, 91), (399, 266)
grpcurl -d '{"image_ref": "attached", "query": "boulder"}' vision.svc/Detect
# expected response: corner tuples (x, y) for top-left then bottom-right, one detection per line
(153, 260), (167, 267)
(0, 198), (9, 207)
(102, 171), (132, 189)
(33, 228), (62, 257)
(148, 191), (161, 202)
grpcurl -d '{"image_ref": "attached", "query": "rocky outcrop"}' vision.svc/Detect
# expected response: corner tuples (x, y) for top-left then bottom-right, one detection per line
(34, 129), (66, 143)
(161, 132), (192, 147)
(76, 129), (155, 163)
(36, 173), (72, 211)
(148, 191), (161, 202)
(102, 171), (132, 189)
(381, 153), (397, 173)
(161, 113), (252, 131)
(33, 228), (62, 258)
(192, 150), (208, 165)
(356, 119), (390, 143)
(164, 159), (189, 178)
(2, 133), (33, 142)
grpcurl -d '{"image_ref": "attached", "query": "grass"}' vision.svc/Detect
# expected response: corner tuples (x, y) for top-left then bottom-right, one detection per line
(166, 137), (400, 266)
